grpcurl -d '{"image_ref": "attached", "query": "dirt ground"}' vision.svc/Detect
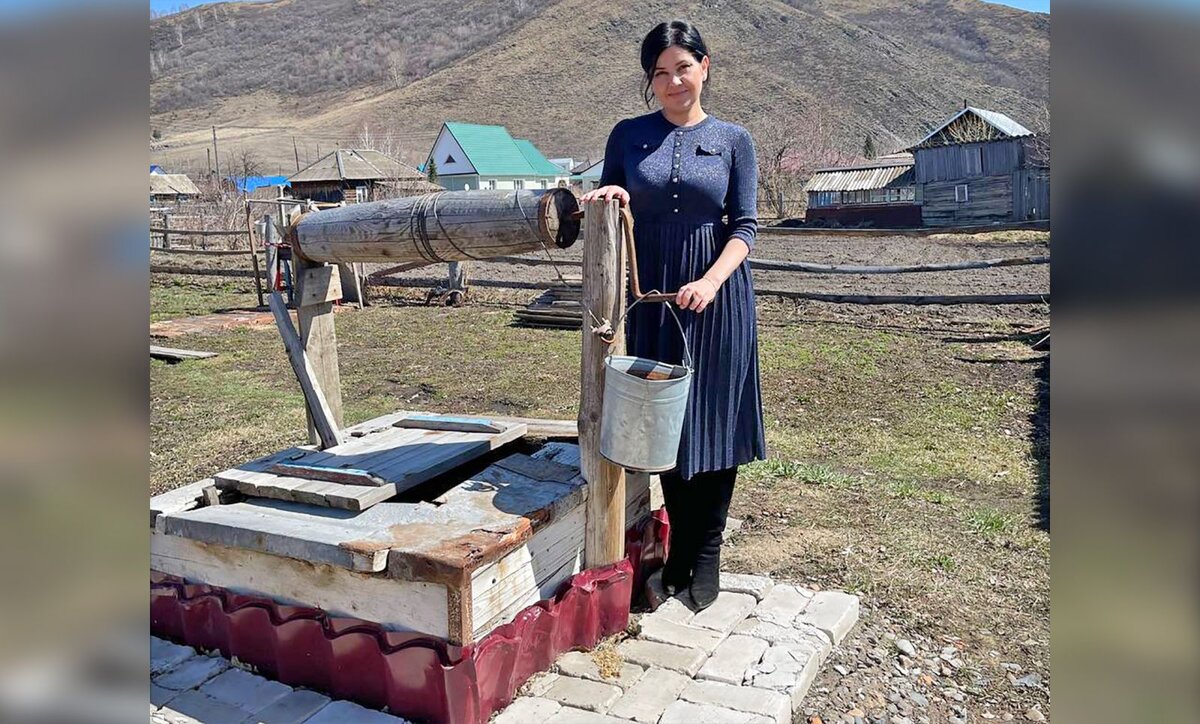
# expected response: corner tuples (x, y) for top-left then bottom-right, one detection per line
(149, 227), (1050, 723)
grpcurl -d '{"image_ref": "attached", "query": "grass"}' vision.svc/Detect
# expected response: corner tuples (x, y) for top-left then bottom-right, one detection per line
(149, 274), (1049, 714)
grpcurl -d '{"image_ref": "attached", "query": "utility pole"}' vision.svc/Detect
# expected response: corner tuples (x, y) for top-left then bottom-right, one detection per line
(212, 126), (221, 179)
(293, 136), (301, 173)
(206, 147), (212, 177)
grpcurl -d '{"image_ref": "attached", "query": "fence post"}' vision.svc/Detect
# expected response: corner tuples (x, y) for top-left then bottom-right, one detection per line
(162, 214), (171, 250)
(579, 198), (627, 568)
(247, 204), (265, 308)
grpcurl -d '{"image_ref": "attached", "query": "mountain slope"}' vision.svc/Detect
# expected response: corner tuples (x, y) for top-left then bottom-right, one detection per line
(150, 0), (1048, 174)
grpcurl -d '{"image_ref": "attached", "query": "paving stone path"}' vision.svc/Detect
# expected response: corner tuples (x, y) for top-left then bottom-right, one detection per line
(503, 572), (860, 724)
(149, 571), (859, 723)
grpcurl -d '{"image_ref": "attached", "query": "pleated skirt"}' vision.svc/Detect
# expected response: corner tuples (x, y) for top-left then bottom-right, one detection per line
(625, 220), (767, 480)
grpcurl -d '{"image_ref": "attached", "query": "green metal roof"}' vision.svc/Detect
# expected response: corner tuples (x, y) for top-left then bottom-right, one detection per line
(514, 139), (565, 176)
(442, 122), (562, 177)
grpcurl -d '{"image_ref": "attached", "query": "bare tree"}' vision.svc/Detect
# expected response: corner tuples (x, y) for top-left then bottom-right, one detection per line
(386, 49), (408, 90)
(1027, 102), (1050, 168)
(753, 102), (857, 218)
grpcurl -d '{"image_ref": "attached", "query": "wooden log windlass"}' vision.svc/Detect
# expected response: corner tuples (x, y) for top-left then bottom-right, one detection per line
(290, 189), (580, 265)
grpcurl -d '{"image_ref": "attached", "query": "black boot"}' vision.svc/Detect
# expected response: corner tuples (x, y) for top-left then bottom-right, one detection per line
(688, 468), (737, 610)
(659, 470), (696, 596)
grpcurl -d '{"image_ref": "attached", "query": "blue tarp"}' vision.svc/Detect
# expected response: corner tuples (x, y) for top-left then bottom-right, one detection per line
(230, 175), (291, 193)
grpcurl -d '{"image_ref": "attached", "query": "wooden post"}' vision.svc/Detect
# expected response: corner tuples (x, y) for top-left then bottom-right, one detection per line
(247, 205), (264, 308)
(337, 262), (363, 308)
(294, 252), (345, 446)
(579, 199), (627, 568)
(267, 293), (344, 449)
(161, 214), (171, 250)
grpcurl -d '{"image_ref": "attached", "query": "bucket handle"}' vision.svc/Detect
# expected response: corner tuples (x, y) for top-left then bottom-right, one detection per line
(608, 294), (694, 373)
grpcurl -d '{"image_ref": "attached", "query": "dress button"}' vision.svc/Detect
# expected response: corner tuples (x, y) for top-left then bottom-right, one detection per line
(673, 194), (678, 198)
(642, 144), (648, 149)
(674, 153), (680, 158)
(672, 177), (679, 183)
(674, 209), (679, 213)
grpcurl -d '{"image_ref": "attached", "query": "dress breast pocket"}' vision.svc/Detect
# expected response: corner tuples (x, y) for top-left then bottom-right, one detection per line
(695, 143), (730, 171)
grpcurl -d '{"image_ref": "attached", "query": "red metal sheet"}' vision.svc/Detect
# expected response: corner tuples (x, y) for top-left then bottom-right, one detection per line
(151, 512), (669, 724)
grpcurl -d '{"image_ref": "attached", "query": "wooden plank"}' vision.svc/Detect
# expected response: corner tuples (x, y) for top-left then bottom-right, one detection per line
(298, 264), (343, 307)
(579, 199), (627, 568)
(150, 345), (218, 362)
(267, 292), (344, 449)
(268, 462), (387, 487)
(151, 531), (450, 639)
(160, 500), (391, 572)
(294, 257), (345, 445)
(248, 207), (264, 307)
(393, 414), (506, 434)
(470, 505), (585, 639)
(495, 453), (579, 483)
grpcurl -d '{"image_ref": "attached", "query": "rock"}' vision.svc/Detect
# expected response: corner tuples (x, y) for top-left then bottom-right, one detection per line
(834, 665), (850, 676)
(895, 640), (917, 658)
(908, 692), (928, 708)
(1024, 708), (1046, 722)
(1012, 673), (1042, 689)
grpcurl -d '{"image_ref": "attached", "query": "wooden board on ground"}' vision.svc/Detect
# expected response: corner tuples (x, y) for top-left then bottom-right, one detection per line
(150, 345), (218, 362)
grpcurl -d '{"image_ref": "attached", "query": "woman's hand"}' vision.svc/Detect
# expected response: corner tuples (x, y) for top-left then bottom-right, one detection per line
(676, 276), (720, 313)
(579, 185), (630, 206)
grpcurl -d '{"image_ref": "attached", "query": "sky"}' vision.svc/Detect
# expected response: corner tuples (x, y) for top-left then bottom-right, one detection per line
(148, 0), (1050, 16)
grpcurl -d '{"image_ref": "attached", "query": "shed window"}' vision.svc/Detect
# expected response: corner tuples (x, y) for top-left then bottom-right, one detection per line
(955, 184), (969, 203)
(355, 185), (368, 203)
(486, 179), (497, 190)
(514, 179), (525, 190)
(540, 180), (548, 189)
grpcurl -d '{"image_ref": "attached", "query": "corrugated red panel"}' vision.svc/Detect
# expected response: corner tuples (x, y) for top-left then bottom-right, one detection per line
(151, 512), (668, 724)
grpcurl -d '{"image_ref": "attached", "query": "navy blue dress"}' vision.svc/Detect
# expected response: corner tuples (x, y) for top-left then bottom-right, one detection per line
(599, 111), (767, 479)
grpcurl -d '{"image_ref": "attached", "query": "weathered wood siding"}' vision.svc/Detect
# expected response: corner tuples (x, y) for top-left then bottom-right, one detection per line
(922, 175), (1013, 227)
(914, 139), (1024, 183)
(1013, 169), (1050, 221)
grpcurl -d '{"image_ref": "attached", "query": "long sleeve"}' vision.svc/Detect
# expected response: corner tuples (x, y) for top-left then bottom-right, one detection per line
(598, 120), (627, 188)
(725, 128), (758, 249)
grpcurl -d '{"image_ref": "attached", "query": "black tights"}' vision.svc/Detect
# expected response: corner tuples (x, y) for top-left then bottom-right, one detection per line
(659, 466), (737, 581)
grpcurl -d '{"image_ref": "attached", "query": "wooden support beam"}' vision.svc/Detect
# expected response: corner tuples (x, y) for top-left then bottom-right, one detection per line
(247, 206), (264, 307)
(267, 292), (343, 449)
(298, 264), (343, 307)
(294, 256), (345, 445)
(579, 199), (627, 568)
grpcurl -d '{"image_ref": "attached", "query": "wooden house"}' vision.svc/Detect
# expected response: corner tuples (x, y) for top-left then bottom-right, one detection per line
(288, 149), (440, 204)
(424, 122), (570, 192)
(804, 153), (920, 227)
(908, 107), (1049, 226)
(149, 172), (200, 204)
(571, 159), (605, 192)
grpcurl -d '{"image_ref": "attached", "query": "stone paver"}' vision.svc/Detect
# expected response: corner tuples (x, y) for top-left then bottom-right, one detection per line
(492, 696), (562, 724)
(637, 616), (726, 654)
(616, 639), (708, 677)
(747, 641), (822, 709)
(555, 651), (645, 690)
(158, 690), (250, 724)
(199, 668), (292, 714)
(154, 655), (229, 691)
(688, 591), (756, 634)
(680, 679), (792, 724)
(608, 667), (692, 723)
(540, 675), (622, 714)
(152, 637), (198, 675)
(659, 699), (773, 724)
(248, 689), (332, 723)
(544, 707), (629, 724)
(753, 584), (811, 625)
(696, 634), (768, 685)
(303, 699), (409, 723)
(719, 573), (775, 602)
(641, 594), (695, 625)
(795, 590), (860, 644)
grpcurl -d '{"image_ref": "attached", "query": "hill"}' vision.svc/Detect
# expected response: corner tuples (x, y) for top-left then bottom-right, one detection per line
(150, 0), (1049, 175)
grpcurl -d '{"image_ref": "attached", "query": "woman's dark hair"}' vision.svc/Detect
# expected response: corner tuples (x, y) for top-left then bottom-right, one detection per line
(640, 20), (710, 107)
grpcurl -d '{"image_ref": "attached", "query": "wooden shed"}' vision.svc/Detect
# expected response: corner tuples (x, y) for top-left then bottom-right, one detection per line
(150, 173), (200, 204)
(804, 153), (920, 227)
(908, 107), (1049, 227)
(288, 149), (440, 204)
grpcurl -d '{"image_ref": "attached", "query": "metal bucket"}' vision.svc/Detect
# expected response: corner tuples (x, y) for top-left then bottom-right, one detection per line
(600, 304), (693, 473)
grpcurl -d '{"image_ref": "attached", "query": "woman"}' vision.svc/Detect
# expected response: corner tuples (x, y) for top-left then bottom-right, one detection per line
(580, 20), (766, 610)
